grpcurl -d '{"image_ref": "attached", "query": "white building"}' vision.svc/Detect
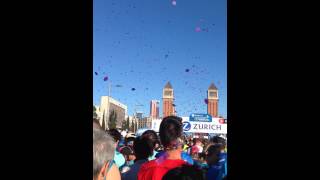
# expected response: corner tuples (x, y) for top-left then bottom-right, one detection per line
(99, 96), (128, 130)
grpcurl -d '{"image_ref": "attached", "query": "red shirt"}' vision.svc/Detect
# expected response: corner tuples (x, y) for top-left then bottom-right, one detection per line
(137, 157), (186, 180)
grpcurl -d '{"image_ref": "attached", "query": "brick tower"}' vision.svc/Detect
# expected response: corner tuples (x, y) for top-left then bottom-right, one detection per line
(162, 82), (174, 118)
(207, 83), (219, 117)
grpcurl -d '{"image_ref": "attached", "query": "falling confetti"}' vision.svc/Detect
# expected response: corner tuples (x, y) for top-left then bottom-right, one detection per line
(131, 88), (136, 91)
(195, 27), (201, 32)
(172, 104), (176, 107)
(103, 76), (108, 81)
(185, 69), (190, 72)
(115, 85), (122, 87)
(204, 98), (208, 104)
(165, 54), (169, 58)
(172, 1), (177, 6)
(95, 72), (98, 75)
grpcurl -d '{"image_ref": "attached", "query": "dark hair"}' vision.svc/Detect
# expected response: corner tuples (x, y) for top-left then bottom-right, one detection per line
(206, 144), (223, 157)
(133, 136), (153, 160)
(211, 136), (226, 147)
(162, 164), (205, 180)
(141, 130), (158, 149)
(120, 146), (134, 156)
(159, 116), (183, 148)
(107, 129), (122, 142)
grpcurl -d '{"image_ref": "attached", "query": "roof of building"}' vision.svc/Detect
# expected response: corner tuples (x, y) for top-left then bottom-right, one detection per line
(208, 83), (218, 90)
(164, 82), (173, 89)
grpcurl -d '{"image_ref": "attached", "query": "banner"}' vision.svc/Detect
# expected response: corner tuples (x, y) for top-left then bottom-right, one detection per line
(182, 117), (227, 134)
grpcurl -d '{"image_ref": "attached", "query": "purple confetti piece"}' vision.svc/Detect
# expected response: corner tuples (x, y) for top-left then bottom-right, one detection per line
(172, 0), (177, 6)
(185, 69), (190, 72)
(95, 72), (98, 75)
(103, 76), (108, 81)
(195, 27), (201, 32)
(131, 88), (136, 91)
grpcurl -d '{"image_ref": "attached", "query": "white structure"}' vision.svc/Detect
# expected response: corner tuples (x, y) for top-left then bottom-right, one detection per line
(99, 96), (128, 130)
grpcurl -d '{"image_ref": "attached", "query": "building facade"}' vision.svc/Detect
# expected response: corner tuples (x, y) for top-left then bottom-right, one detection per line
(99, 96), (128, 130)
(138, 116), (152, 129)
(150, 100), (160, 119)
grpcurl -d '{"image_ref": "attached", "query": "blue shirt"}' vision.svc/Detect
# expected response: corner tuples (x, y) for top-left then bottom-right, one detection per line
(122, 159), (148, 180)
(207, 153), (227, 180)
(207, 164), (224, 180)
(219, 153), (227, 177)
(114, 150), (126, 168)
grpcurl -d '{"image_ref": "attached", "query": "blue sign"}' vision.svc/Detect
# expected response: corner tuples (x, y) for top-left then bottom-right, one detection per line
(189, 113), (212, 122)
(183, 121), (191, 131)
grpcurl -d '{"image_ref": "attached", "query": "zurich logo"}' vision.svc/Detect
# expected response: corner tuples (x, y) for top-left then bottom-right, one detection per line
(183, 122), (191, 131)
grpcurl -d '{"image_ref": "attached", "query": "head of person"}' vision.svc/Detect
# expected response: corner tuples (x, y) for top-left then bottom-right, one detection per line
(93, 128), (117, 180)
(141, 130), (159, 150)
(205, 144), (223, 166)
(125, 137), (135, 148)
(162, 164), (205, 180)
(120, 146), (135, 161)
(193, 138), (201, 146)
(133, 136), (153, 161)
(107, 129), (122, 148)
(211, 136), (227, 151)
(159, 116), (184, 152)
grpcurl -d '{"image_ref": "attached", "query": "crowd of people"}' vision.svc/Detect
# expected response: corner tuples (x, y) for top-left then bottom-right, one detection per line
(93, 116), (227, 180)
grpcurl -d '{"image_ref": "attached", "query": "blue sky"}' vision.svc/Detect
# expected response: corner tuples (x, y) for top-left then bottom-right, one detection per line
(94, 0), (227, 118)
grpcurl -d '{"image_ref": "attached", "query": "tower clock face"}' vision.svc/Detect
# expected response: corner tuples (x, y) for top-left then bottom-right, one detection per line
(209, 91), (217, 97)
(164, 90), (172, 96)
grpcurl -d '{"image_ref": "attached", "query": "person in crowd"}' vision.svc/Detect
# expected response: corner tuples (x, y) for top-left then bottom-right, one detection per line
(107, 129), (126, 169)
(162, 164), (205, 180)
(122, 136), (153, 180)
(154, 140), (161, 152)
(191, 138), (204, 155)
(137, 116), (187, 180)
(211, 136), (227, 177)
(93, 128), (120, 180)
(205, 144), (225, 180)
(187, 138), (194, 155)
(120, 146), (136, 173)
(125, 137), (136, 148)
(141, 130), (159, 160)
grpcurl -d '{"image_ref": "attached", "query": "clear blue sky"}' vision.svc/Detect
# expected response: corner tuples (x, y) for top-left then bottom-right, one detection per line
(94, 0), (227, 118)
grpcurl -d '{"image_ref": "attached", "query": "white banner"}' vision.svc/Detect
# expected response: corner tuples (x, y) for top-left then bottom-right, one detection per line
(182, 117), (227, 134)
(151, 117), (227, 134)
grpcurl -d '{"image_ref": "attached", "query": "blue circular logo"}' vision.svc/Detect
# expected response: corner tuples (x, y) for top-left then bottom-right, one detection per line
(183, 122), (191, 131)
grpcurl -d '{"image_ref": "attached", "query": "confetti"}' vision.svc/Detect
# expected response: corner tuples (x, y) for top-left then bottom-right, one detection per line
(172, 1), (177, 6)
(165, 54), (169, 58)
(195, 27), (201, 32)
(115, 85), (122, 87)
(95, 72), (98, 75)
(204, 98), (208, 104)
(172, 104), (176, 107)
(131, 88), (136, 91)
(185, 69), (190, 72)
(103, 76), (108, 81)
